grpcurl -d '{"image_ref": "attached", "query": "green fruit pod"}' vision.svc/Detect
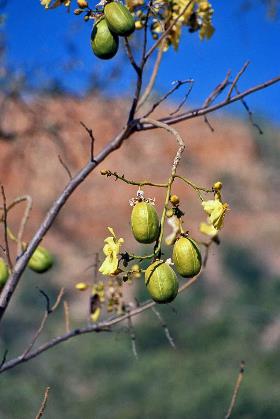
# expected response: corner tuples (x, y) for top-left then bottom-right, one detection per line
(104, 2), (135, 37)
(145, 261), (178, 304)
(0, 258), (9, 288)
(173, 237), (202, 278)
(91, 18), (119, 60)
(131, 202), (160, 244)
(28, 246), (54, 274)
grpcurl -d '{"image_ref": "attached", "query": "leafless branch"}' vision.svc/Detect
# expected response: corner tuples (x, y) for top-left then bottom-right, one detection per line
(226, 61), (250, 101)
(80, 121), (96, 162)
(63, 300), (70, 333)
(169, 80), (194, 116)
(58, 154), (72, 180)
(0, 185), (12, 270)
(0, 272), (201, 374)
(137, 41), (165, 110)
(0, 349), (8, 369)
(124, 37), (139, 74)
(225, 361), (246, 419)
(144, 79), (194, 118)
(16, 195), (32, 257)
(152, 307), (176, 349)
(234, 86), (263, 134)
(35, 386), (50, 419)
(127, 310), (138, 360)
(22, 288), (64, 358)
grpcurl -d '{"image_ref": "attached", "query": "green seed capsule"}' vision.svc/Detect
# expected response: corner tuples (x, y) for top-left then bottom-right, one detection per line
(91, 18), (119, 60)
(131, 202), (160, 244)
(28, 246), (54, 274)
(0, 258), (9, 288)
(173, 237), (202, 278)
(104, 2), (135, 37)
(145, 261), (178, 304)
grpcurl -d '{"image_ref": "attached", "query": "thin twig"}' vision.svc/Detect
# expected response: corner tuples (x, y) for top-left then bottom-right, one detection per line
(22, 288), (64, 358)
(234, 86), (263, 134)
(225, 361), (246, 419)
(0, 185), (12, 270)
(152, 307), (176, 349)
(58, 154), (72, 180)
(124, 37), (139, 74)
(127, 311), (138, 360)
(170, 80), (194, 116)
(203, 70), (231, 108)
(144, 79), (193, 118)
(137, 42), (165, 110)
(16, 195), (32, 257)
(63, 300), (70, 333)
(100, 170), (168, 188)
(227, 61), (250, 101)
(80, 121), (96, 162)
(35, 386), (50, 419)
(139, 74), (280, 128)
(0, 349), (8, 369)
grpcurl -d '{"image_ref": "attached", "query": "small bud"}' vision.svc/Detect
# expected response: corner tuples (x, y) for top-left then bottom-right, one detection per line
(77, 0), (88, 8)
(131, 264), (140, 273)
(213, 181), (222, 191)
(84, 15), (90, 22)
(166, 208), (174, 218)
(74, 8), (83, 15)
(170, 194), (180, 206)
(75, 282), (88, 291)
(135, 21), (143, 30)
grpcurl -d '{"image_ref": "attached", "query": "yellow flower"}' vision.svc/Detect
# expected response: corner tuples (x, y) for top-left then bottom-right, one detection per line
(40, 0), (71, 9)
(202, 199), (229, 230)
(199, 222), (218, 238)
(90, 307), (101, 322)
(99, 227), (124, 276)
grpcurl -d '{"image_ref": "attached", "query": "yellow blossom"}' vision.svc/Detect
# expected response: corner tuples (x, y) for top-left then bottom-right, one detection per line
(202, 199), (229, 230)
(99, 227), (124, 276)
(40, 0), (71, 9)
(90, 307), (101, 322)
(199, 222), (218, 238)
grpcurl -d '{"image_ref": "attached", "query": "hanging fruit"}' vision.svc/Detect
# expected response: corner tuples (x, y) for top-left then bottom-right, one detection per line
(131, 201), (160, 244)
(104, 1), (135, 37)
(0, 258), (9, 289)
(91, 17), (119, 60)
(28, 246), (54, 274)
(145, 260), (179, 304)
(172, 237), (202, 278)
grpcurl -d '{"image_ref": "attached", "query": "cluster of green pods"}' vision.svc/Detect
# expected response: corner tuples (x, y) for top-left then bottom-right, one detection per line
(91, 1), (135, 60)
(130, 201), (202, 304)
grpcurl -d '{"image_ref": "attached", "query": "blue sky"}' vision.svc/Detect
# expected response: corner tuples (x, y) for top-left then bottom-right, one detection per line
(3, 0), (280, 122)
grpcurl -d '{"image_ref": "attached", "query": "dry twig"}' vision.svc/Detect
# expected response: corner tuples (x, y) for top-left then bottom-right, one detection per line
(35, 387), (50, 419)
(225, 361), (246, 419)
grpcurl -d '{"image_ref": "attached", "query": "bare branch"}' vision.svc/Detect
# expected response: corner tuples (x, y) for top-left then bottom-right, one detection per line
(80, 121), (96, 162)
(16, 195), (32, 257)
(124, 37), (139, 74)
(63, 300), (70, 333)
(225, 361), (246, 419)
(0, 269), (202, 374)
(139, 74), (280, 128)
(0, 185), (12, 270)
(152, 307), (176, 349)
(137, 42), (165, 110)
(0, 349), (8, 369)
(226, 61), (250, 101)
(144, 79), (194, 118)
(58, 154), (72, 180)
(35, 387), (50, 419)
(127, 309), (138, 360)
(234, 86), (263, 134)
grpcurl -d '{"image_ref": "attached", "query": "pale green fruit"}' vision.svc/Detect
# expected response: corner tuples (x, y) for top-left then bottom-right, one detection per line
(145, 261), (178, 304)
(173, 237), (202, 278)
(104, 2), (135, 37)
(0, 258), (9, 288)
(131, 202), (160, 244)
(28, 246), (54, 274)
